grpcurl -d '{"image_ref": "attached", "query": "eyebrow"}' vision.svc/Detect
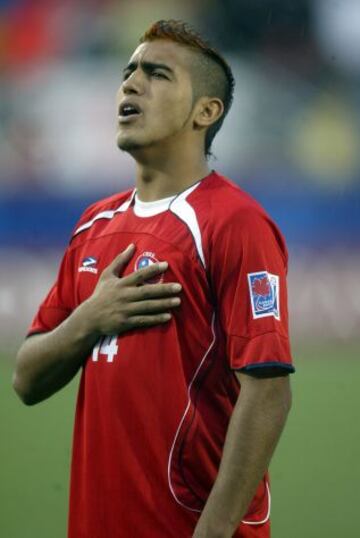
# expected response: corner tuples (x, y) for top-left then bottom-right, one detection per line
(123, 61), (175, 77)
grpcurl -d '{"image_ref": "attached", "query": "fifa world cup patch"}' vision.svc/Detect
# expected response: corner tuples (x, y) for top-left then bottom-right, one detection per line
(247, 271), (280, 320)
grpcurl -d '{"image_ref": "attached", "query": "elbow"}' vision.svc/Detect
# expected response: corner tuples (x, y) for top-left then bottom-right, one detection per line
(13, 349), (40, 406)
(12, 371), (39, 406)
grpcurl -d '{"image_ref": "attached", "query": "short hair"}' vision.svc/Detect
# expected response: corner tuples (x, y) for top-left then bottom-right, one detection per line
(140, 20), (235, 158)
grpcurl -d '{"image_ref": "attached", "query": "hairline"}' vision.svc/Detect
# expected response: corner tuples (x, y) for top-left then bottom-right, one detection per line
(141, 38), (228, 102)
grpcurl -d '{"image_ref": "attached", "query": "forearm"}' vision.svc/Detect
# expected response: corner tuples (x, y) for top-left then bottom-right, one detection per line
(13, 300), (99, 405)
(193, 375), (291, 538)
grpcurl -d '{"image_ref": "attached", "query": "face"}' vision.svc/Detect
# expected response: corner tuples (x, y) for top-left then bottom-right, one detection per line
(116, 40), (195, 153)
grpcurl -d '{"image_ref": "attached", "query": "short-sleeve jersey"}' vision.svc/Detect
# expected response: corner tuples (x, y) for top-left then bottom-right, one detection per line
(28, 171), (294, 538)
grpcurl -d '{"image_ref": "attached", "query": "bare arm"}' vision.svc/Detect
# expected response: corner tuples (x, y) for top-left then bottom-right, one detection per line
(13, 244), (181, 405)
(193, 372), (292, 538)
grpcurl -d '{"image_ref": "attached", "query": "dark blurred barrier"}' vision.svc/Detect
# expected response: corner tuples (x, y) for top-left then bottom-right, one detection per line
(1, 177), (359, 249)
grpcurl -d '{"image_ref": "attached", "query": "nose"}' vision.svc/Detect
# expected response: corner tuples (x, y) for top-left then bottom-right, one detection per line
(122, 69), (145, 96)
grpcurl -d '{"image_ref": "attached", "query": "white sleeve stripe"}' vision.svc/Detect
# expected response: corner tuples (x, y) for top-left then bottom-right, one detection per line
(170, 183), (205, 268)
(73, 192), (135, 237)
(74, 210), (116, 235)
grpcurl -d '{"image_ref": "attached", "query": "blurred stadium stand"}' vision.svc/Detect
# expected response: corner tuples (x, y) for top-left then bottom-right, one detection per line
(0, 0), (359, 345)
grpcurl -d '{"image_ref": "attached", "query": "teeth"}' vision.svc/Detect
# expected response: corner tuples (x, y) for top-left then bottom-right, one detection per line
(121, 105), (139, 116)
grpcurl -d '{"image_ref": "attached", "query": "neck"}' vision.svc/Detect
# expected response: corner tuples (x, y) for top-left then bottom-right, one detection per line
(131, 140), (210, 202)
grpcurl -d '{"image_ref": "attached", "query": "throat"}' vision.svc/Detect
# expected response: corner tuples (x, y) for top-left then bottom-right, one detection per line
(135, 165), (212, 202)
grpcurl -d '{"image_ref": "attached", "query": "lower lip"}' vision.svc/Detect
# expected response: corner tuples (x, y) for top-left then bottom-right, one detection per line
(118, 113), (142, 124)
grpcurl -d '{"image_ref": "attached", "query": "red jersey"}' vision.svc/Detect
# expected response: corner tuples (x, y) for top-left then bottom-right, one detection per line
(29, 171), (294, 538)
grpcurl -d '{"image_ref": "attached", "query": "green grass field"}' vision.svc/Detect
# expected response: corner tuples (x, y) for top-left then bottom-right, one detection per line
(1, 342), (359, 538)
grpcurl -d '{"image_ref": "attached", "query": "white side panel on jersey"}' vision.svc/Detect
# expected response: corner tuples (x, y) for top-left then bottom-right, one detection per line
(167, 310), (271, 525)
(73, 191), (135, 236)
(170, 183), (206, 268)
(167, 313), (216, 512)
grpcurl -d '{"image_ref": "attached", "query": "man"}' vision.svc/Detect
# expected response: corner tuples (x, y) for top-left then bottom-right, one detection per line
(14, 20), (294, 538)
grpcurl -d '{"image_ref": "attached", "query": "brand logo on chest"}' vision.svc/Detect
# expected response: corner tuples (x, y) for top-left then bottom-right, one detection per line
(78, 256), (98, 274)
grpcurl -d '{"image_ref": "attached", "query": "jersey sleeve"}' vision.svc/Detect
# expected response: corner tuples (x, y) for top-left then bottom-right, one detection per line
(27, 247), (75, 336)
(209, 208), (294, 376)
(26, 193), (132, 337)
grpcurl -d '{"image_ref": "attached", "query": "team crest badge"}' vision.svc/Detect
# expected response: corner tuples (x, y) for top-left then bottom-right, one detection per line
(248, 271), (280, 320)
(135, 251), (164, 284)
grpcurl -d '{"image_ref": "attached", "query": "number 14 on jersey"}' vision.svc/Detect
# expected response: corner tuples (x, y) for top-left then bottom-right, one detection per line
(92, 336), (119, 363)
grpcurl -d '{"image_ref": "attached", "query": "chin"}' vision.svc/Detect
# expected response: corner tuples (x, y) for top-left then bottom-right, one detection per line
(116, 135), (143, 152)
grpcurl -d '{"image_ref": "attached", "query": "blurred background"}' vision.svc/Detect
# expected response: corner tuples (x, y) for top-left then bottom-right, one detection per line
(0, 1), (359, 537)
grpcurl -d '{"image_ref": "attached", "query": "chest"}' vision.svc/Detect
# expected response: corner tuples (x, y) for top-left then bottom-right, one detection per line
(71, 210), (214, 390)
(70, 209), (209, 309)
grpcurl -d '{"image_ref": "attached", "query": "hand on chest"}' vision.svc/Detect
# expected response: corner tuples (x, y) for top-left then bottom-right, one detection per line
(73, 226), (208, 310)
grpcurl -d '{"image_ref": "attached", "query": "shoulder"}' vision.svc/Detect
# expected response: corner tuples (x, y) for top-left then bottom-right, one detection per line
(189, 170), (281, 234)
(70, 189), (134, 239)
(188, 171), (288, 263)
(189, 171), (267, 221)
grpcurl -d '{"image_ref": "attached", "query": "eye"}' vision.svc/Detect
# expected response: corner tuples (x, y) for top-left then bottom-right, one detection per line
(151, 71), (168, 80)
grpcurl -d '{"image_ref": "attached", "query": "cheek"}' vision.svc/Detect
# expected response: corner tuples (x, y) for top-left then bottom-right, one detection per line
(157, 91), (192, 127)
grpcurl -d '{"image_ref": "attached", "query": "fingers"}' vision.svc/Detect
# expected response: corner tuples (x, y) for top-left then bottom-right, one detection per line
(102, 246), (171, 286)
(122, 261), (169, 286)
(126, 282), (182, 301)
(89, 245), (185, 335)
(102, 244), (135, 278)
(127, 313), (172, 329)
(125, 297), (181, 316)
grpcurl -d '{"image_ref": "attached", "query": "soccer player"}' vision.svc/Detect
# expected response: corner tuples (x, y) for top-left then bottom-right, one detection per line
(13, 20), (294, 538)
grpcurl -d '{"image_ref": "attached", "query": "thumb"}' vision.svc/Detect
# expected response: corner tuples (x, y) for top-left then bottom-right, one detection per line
(103, 244), (136, 278)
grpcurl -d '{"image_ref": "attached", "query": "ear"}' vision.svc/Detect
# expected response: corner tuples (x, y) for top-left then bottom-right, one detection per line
(193, 97), (224, 130)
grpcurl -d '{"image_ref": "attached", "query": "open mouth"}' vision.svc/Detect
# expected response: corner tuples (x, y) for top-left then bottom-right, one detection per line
(118, 102), (142, 119)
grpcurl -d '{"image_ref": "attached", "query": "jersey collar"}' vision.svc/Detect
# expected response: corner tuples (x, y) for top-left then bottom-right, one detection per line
(133, 192), (177, 217)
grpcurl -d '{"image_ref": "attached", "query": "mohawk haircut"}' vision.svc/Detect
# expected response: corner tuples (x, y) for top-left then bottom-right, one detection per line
(140, 20), (235, 158)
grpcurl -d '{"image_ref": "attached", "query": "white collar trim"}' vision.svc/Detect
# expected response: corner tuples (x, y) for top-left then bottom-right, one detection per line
(133, 192), (177, 217)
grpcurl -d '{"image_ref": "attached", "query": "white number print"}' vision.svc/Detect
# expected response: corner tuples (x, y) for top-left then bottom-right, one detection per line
(92, 336), (119, 363)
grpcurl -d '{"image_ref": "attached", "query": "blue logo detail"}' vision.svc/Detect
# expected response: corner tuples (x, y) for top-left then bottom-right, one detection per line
(248, 271), (280, 320)
(134, 251), (163, 284)
(138, 257), (153, 269)
(82, 256), (97, 267)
